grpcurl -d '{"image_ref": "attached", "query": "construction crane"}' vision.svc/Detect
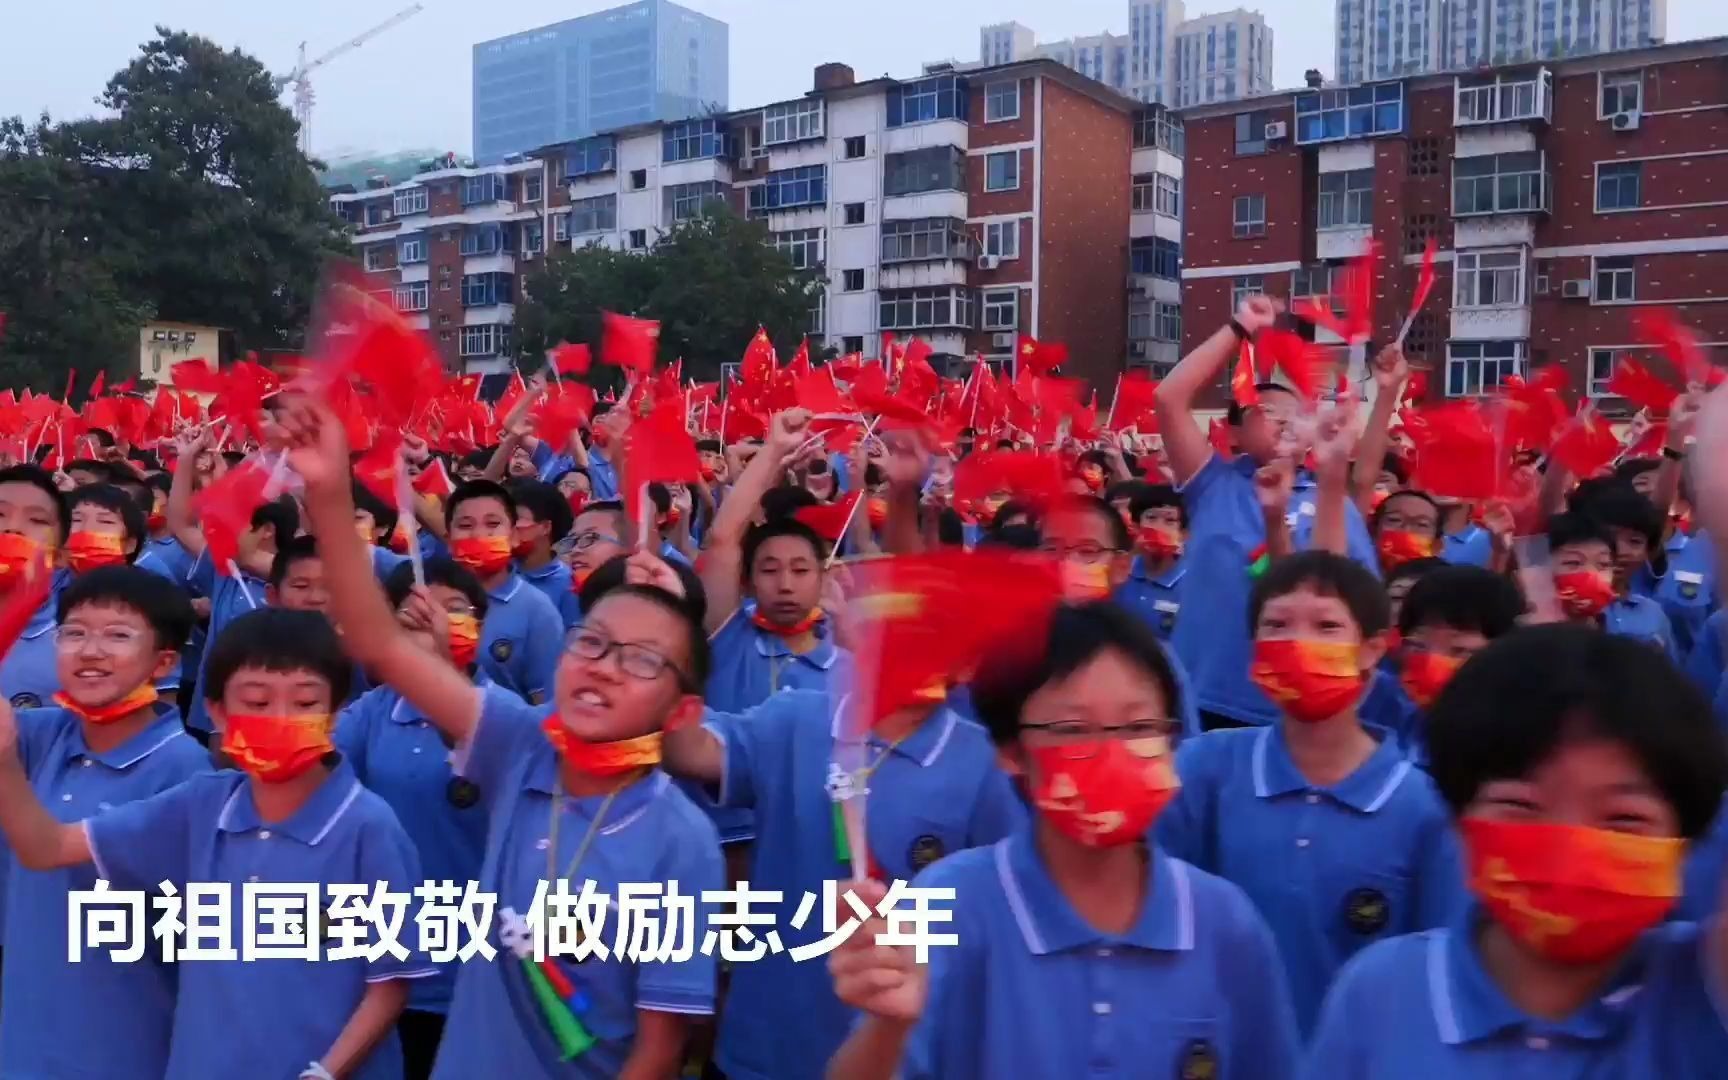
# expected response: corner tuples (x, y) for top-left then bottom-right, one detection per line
(274, 3), (426, 155)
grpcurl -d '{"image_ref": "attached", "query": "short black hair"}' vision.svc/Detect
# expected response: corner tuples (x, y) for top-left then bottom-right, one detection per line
(1128, 483), (1186, 529)
(445, 479), (517, 530)
(1373, 489), (1444, 539)
(572, 500), (626, 536)
(203, 607), (352, 705)
(986, 499), (1039, 537)
(1043, 495), (1132, 552)
(1427, 624), (1728, 838)
(459, 449), (493, 474)
(0, 465), (68, 539)
(1579, 487), (1664, 553)
(65, 458), (114, 483)
(57, 565), (195, 652)
(979, 522), (1041, 550)
(250, 495), (300, 550)
(352, 480), (398, 538)
(577, 554), (708, 632)
(935, 505), (965, 547)
(146, 472), (173, 496)
(1614, 458), (1661, 485)
(384, 557), (489, 621)
(1249, 551), (1391, 637)
(68, 483), (146, 557)
(510, 479), (574, 543)
(696, 439), (721, 454)
(1398, 565), (1526, 638)
(548, 467), (589, 490)
(647, 482), (672, 515)
(742, 518), (828, 578)
(578, 571), (712, 689)
(760, 484), (819, 522)
(1547, 511), (1615, 556)
(1380, 451), (1410, 486)
(971, 601), (1183, 745)
(269, 534), (322, 588)
(1105, 479), (1151, 508)
(1386, 556), (1447, 594)
(1226, 383), (1296, 426)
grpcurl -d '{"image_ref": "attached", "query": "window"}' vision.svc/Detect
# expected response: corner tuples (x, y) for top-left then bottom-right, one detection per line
(1600, 70), (1642, 117)
(843, 136), (866, 160)
(984, 152), (1019, 193)
(663, 119), (729, 163)
(983, 220), (1019, 261)
(1446, 341), (1523, 396)
(1234, 110), (1279, 155)
(393, 187), (428, 216)
(522, 221), (543, 254)
(1132, 173), (1156, 212)
(553, 215), (570, 243)
(1132, 108), (1184, 154)
(667, 181), (726, 223)
(1455, 250), (1524, 307)
(763, 99), (824, 145)
(1455, 71), (1550, 125)
(1233, 195), (1266, 238)
(843, 203), (866, 226)
(1129, 298), (1154, 342)
(985, 81), (1021, 123)
(887, 74), (969, 128)
(1596, 162), (1641, 211)
(364, 202), (389, 226)
(1155, 302), (1182, 343)
(1453, 152), (1547, 215)
(982, 288), (1019, 329)
(1130, 237), (1181, 279)
(842, 335), (865, 355)
(843, 269), (865, 292)
(881, 218), (968, 263)
(1295, 83), (1405, 144)
(564, 136), (617, 179)
(460, 226), (502, 256)
(398, 236), (427, 264)
(1594, 256), (1635, 302)
(1318, 170), (1373, 229)
(1232, 276), (1265, 309)
(877, 286), (975, 330)
(393, 282), (429, 313)
(808, 293), (826, 337)
(884, 147), (965, 197)
(461, 273), (514, 307)
(628, 230), (647, 250)
(1155, 173), (1181, 217)
(748, 166), (827, 212)
(462, 174), (505, 206)
(523, 173), (543, 203)
(569, 194), (617, 235)
(1589, 347), (1637, 396)
(460, 324), (512, 358)
(630, 170), (648, 190)
(770, 228), (825, 270)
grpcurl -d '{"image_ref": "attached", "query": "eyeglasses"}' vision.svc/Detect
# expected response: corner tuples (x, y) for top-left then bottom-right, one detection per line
(571, 530), (623, 552)
(1020, 718), (1179, 759)
(564, 627), (692, 689)
(1040, 541), (1120, 565)
(54, 626), (146, 653)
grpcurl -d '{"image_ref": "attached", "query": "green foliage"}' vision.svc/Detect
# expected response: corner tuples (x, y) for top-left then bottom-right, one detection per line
(515, 206), (825, 384)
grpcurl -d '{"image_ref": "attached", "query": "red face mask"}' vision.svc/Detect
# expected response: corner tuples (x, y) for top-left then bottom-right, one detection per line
(699, 464), (718, 482)
(1061, 561), (1113, 602)
(1554, 570), (1616, 618)
(1137, 525), (1183, 560)
(542, 717), (663, 776)
(221, 712), (335, 784)
(866, 497), (888, 531)
(1250, 639), (1365, 723)
(511, 535), (537, 560)
(0, 533), (45, 591)
(750, 606), (824, 638)
(65, 531), (129, 574)
(1027, 737), (1180, 847)
(147, 510), (167, 533)
(388, 522), (412, 555)
(1377, 529), (1437, 570)
(566, 491), (589, 518)
(446, 611), (480, 670)
(451, 536), (513, 578)
(1079, 464), (1106, 492)
(663, 507), (682, 528)
(53, 685), (159, 725)
(1461, 817), (1682, 964)
(1398, 649), (1463, 710)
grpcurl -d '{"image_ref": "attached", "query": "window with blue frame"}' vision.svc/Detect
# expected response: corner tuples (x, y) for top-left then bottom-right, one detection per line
(1295, 82), (1405, 144)
(887, 75), (969, 128)
(460, 225), (502, 256)
(460, 273), (514, 308)
(748, 165), (827, 212)
(462, 174), (506, 206)
(663, 119), (729, 163)
(1132, 237), (1181, 278)
(565, 136), (617, 179)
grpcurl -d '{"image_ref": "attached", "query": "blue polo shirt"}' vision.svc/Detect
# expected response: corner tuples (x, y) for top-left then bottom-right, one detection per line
(433, 691), (721, 1078)
(0, 702), (209, 1079)
(85, 760), (436, 1080)
(707, 690), (1024, 1080)
(185, 554), (268, 732)
(477, 574), (564, 706)
(136, 535), (199, 587)
(518, 559), (581, 629)
(1677, 796), (1728, 922)
(335, 681), (509, 1014)
(1604, 593), (1679, 662)
(1683, 609), (1728, 705)
(586, 447), (620, 501)
(1303, 912), (1728, 1077)
(1633, 531), (1717, 661)
(0, 588), (61, 710)
(903, 831), (1298, 1079)
(1359, 666), (1424, 762)
(1442, 524), (1493, 567)
(1171, 454), (1379, 726)
(1157, 725), (1464, 1035)
(1113, 557), (1186, 642)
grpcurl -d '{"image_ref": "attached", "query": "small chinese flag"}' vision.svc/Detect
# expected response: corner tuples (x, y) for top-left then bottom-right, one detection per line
(353, 432), (404, 507)
(550, 342), (592, 376)
(192, 461), (273, 574)
(1231, 340), (1259, 407)
(1605, 357), (1679, 416)
(1408, 402), (1503, 500)
(794, 491), (863, 544)
(623, 402), (701, 526)
(412, 458), (457, 500)
(1550, 410), (1622, 479)
(1015, 334), (1068, 376)
(1110, 372), (1159, 432)
(602, 312), (659, 374)
(954, 451), (1067, 511)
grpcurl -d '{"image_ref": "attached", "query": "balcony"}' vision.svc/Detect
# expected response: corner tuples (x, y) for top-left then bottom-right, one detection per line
(1452, 152), (1550, 219)
(1454, 69), (1552, 128)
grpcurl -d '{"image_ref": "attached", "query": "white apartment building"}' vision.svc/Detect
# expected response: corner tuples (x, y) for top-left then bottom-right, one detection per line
(1337, 0), (1667, 82)
(1172, 9), (1276, 107)
(1335, 0), (1446, 83)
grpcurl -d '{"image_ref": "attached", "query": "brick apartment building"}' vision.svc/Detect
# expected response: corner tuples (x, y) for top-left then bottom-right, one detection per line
(1175, 36), (1728, 411)
(334, 59), (1175, 390)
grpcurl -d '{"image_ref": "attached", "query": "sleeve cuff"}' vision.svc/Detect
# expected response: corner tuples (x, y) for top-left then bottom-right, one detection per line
(84, 820), (113, 882)
(1172, 451), (1218, 495)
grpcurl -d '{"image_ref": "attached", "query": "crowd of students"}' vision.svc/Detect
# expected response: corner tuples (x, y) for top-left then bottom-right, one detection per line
(0, 290), (1723, 1078)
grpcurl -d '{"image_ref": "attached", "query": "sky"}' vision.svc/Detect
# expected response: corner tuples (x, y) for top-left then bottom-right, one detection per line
(3, 0), (1725, 159)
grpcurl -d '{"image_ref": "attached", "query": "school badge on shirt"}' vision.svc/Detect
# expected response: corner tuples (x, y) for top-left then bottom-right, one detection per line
(1178, 1038), (1218, 1080)
(908, 834), (945, 872)
(491, 638), (514, 662)
(9, 693), (39, 709)
(1343, 886), (1390, 934)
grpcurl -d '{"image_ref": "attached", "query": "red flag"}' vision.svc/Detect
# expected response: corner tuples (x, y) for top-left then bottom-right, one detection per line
(412, 458), (457, 500)
(794, 491), (863, 544)
(794, 371), (853, 416)
(111, 377), (137, 396)
(1231, 341), (1259, 407)
(1498, 368), (1570, 453)
(1256, 330), (1328, 404)
(353, 432), (405, 507)
(1109, 372), (1159, 432)
(1625, 421), (1669, 460)
(788, 338), (813, 378)
(853, 389), (931, 427)
(1015, 334), (1068, 376)
(955, 451), (1067, 511)
(192, 460), (273, 574)
(741, 327), (777, 387)
(623, 402), (701, 524)
(550, 342), (592, 376)
(1408, 401), (1504, 500)
(1409, 237), (1439, 318)
(1550, 410), (1621, 478)
(602, 312), (659, 374)
(334, 303), (442, 428)
(1293, 242), (1379, 343)
(1606, 357), (1679, 416)
(1636, 308), (1718, 387)
(531, 385), (597, 451)
(172, 357), (224, 394)
(0, 552), (54, 656)
(1208, 417), (1232, 455)
(87, 371), (106, 400)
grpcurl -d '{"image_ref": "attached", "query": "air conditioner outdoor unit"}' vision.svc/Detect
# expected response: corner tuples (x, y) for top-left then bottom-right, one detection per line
(977, 254), (1000, 270)
(1264, 120), (1288, 141)
(1611, 110), (1642, 131)
(522, 250), (537, 262)
(1561, 279), (1592, 299)
(991, 332), (1016, 350)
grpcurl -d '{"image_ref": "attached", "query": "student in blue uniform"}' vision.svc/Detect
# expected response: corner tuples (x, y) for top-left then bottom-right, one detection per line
(1638, 526), (1717, 662)
(0, 606), (434, 1080)
(1304, 625), (1728, 1077)
(1158, 552), (1464, 1036)
(508, 479), (581, 629)
(826, 601), (1299, 1080)
(64, 482), (145, 574)
(135, 472), (199, 585)
(566, 501), (630, 599)
(1438, 499), (1494, 567)
(1549, 512), (1678, 659)
(0, 567), (210, 1078)
(1372, 489), (1445, 574)
(577, 405), (624, 500)
(336, 557), (495, 1080)
(0, 465), (71, 710)
(1111, 482), (1187, 641)
(443, 480), (563, 705)
(1383, 555), (1446, 630)
(286, 394), (722, 1079)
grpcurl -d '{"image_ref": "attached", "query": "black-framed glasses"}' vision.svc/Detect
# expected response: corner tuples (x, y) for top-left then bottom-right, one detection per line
(1040, 541), (1121, 565)
(1020, 718), (1178, 759)
(564, 627), (692, 690)
(571, 530), (623, 552)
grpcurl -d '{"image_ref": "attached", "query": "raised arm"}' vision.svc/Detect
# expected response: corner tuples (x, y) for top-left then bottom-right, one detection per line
(1351, 344), (1407, 516)
(1155, 296), (1280, 487)
(0, 702), (92, 871)
(696, 409), (810, 633)
(1311, 405), (1358, 556)
(1254, 459), (1296, 560)
(165, 429), (211, 559)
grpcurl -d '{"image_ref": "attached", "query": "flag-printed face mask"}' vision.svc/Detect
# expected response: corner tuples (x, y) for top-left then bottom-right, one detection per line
(541, 717), (662, 776)
(1078, 464), (1106, 492)
(221, 712), (334, 785)
(1554, 570), (1616, 618)
(65, 530), (128, 574)
(1061, 561), (1113, 602)
(866, 497), (888, 531)
(0, 533), (45, 589)
(1377, 529), (1437, 570)
(446, 611), (480, 670)
(1137, 525), (1183, 560)
(1398, 648), (1463, 709)
(1462, 817), (1681, 964)
(451, 535), (513, 578)
(1250, 639), (1365, 723)
(1026, 735), (1180, 847)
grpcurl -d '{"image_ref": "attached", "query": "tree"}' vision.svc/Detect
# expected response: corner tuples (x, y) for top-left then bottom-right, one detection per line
(0, 28), (348, 391)
(515, 206), (825, 384)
